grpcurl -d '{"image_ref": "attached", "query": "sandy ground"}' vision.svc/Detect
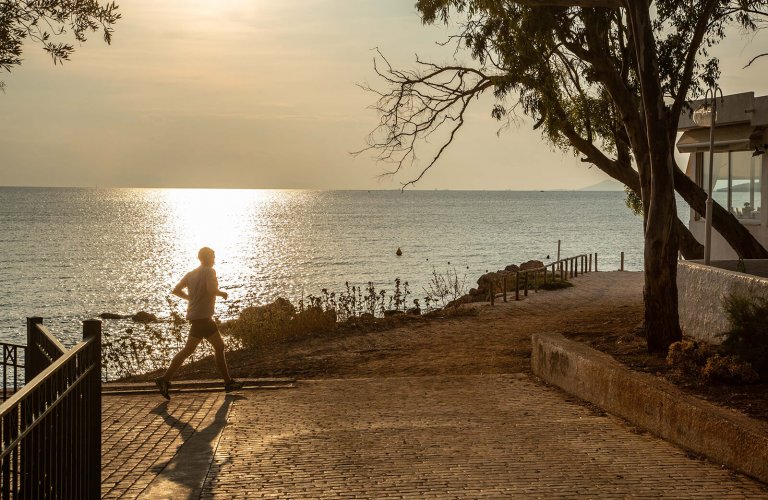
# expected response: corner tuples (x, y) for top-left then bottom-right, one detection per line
(140, 271), (645, 381)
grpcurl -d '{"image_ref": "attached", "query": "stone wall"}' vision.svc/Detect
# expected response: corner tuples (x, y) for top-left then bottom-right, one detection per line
(677, 260), (768, 343)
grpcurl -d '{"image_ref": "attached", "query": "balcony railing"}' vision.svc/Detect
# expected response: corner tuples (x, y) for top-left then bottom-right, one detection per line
(1, 343), (24, 403)
(0, 317), (102, 499)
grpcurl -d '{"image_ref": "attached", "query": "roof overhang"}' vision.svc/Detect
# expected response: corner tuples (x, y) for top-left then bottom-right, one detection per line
(676, 124), (764, 154)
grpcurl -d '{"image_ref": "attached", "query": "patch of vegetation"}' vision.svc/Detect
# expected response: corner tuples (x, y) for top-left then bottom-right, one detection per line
(666, 293), (768, 385)
(666, 339), (758, 384)
(423, 266), (467, 309)
(721, 293), (768, 377)
(539, 280), (574, 291)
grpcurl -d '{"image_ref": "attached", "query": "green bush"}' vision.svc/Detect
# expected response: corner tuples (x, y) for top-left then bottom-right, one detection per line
(721, 293), (768, 377)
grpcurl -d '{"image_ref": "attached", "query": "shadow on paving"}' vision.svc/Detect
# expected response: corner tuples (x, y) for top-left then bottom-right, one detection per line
(140, 394), (244, 499)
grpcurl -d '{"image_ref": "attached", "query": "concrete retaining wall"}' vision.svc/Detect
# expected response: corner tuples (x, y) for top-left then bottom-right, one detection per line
(532, 332), (768, 484)
(678, 260), (768, 343)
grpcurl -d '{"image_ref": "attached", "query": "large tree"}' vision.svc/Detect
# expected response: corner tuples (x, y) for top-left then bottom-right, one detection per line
(363, 1), (768, 352)
(0, 0), (120, 90)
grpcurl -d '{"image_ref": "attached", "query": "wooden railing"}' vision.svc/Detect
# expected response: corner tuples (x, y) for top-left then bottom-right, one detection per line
(1, 343), (24, 403)
(0, 318), (102, 499)
(487, 253), (598, 305)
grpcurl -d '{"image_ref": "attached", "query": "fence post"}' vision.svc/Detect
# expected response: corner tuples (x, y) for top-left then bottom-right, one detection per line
(574, 258), (578, 277)
(595, 253), (598, 272)
(589, 253), (592, 272)
(621, 252), (625, 271)
(26, 317), (43, 380)
(503, 275), (507, 303)
(515, 272), (520, 301)
(82, 319), (102, 500)
(534, 269), (539, 293)
(524, 272), (529, 297)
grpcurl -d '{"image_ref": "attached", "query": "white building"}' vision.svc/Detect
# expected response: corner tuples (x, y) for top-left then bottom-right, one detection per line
(677, 92), (768, 259)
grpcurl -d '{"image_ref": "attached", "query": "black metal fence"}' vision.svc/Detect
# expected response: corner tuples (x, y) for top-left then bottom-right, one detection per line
(0, 318), (102, 499)
(1, 343), (24, 403)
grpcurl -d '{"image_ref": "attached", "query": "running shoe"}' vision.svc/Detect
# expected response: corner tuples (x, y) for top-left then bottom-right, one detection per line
(224, 379), (244, 392)
(155, 377), (171, 400)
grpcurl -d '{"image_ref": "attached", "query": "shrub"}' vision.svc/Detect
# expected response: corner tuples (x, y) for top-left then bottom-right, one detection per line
(666, 340), (715, 376)
(423, 267), (467, 310)
(223, 297), (297, 347)
(721, 293), (768, 377)
(701, 354), (760, 384)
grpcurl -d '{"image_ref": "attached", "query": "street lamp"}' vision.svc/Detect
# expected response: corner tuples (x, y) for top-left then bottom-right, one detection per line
(692, 86), (724, 265)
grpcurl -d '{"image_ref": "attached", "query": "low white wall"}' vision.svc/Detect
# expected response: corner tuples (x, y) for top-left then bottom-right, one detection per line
(678, 260), (768, 343)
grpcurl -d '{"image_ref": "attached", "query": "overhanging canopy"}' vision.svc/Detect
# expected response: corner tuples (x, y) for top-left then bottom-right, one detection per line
(676, 124), (760, 153)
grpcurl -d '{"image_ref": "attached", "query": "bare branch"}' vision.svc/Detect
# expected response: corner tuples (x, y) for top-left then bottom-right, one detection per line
(744, 52), (768, 68)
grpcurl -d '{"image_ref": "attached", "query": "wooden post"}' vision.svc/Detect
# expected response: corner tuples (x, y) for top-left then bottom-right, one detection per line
(503, 275), (507, 303)
(574, 257), (578, 277)
(515, 272), (520, 301)
(524, 271), (529, 297)
(489, 280), (495, 305)
(557, 240), (561, 261)
(621, 252), (625, 271)
(595, 253), (598, 272)
(534, 269), (539, 293)
(589, 253), (592, 272)
(562, 262), (567, 281)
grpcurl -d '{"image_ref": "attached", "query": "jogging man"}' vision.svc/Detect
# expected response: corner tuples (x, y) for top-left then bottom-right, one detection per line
(155, 247), (243, 399)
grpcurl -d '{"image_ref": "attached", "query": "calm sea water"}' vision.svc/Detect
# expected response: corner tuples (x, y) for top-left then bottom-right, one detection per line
(0, 187), (676, 347)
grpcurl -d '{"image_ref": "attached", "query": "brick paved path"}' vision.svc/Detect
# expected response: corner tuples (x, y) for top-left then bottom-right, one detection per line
(102, 375), (768, 499)
(102, 392), (225, 498)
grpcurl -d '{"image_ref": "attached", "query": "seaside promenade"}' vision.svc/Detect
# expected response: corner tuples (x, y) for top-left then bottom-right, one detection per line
(102, 376), (767, 499)
(100, 273), (768, 498)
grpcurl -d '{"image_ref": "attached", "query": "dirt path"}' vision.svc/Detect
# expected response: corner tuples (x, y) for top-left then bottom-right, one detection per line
(147, 271), (644, 381)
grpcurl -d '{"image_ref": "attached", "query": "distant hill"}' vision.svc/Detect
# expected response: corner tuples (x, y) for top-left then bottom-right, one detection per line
(717, 180), (761, 193)
(579, 179), (626, 191)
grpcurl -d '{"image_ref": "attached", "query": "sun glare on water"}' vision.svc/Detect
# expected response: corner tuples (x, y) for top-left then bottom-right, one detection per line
(157, 188), (290, 297)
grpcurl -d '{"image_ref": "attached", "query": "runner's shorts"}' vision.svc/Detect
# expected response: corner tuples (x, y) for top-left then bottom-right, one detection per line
(189, 318), (219, 339)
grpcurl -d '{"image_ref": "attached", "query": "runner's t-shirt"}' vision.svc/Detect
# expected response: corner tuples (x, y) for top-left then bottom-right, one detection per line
(181, 266), (218, 320)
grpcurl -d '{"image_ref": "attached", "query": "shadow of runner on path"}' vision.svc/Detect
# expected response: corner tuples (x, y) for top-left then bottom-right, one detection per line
(141, 394), (244, 500)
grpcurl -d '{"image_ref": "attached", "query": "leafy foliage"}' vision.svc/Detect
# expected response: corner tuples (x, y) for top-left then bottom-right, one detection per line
(0, 0), (120, 87)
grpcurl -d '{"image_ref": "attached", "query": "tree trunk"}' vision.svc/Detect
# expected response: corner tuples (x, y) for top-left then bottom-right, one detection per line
(627, 4), (682, 353)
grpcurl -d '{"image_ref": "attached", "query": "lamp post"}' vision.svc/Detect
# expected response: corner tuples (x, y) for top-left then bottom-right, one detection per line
(692, 86), (724, 265)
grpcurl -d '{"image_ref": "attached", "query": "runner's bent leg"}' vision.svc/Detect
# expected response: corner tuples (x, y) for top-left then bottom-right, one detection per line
(162, 335), (202, 381)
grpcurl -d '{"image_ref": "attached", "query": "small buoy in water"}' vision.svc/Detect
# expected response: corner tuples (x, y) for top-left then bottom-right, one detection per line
(396, 247), (403, 256)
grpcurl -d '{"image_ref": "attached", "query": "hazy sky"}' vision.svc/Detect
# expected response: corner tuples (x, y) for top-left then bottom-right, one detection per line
(1, 1), (767, 190)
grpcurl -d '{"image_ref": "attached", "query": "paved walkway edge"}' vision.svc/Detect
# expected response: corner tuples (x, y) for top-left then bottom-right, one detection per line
(531, 332), (768, 484)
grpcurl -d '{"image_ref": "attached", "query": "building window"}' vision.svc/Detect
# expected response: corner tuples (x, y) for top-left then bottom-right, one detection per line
(702, 150), (761, 220)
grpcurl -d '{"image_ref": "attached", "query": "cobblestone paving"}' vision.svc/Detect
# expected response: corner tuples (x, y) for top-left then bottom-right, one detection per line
(201, 375), (768, 499)
(102, 392), (224, 498)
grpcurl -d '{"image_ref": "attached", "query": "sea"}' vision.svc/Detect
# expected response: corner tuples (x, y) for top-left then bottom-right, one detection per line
(0, 187), (686, 354)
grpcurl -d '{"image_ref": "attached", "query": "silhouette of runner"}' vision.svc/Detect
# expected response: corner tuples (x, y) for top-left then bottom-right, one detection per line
(156, 247), (243, 399)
